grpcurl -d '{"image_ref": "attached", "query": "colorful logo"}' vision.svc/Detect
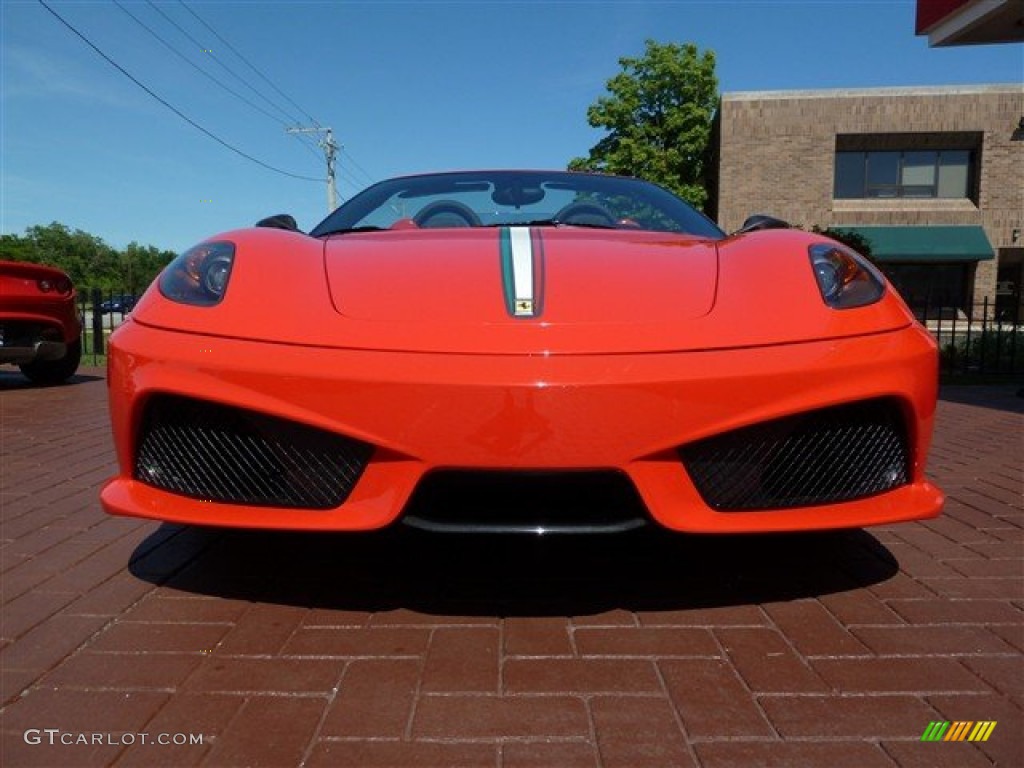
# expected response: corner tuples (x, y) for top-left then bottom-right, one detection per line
(921, 721), (997, 742)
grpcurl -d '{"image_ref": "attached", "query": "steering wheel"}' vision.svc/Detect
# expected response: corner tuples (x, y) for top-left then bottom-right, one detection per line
(413, 200), (481, 228)
(554, 201), (617, 227)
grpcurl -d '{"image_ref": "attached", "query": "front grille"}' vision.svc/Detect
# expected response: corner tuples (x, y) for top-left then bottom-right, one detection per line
(679, 399), (909, 511)
(402, 470), (649, 533)
(134, 395), (372, 509)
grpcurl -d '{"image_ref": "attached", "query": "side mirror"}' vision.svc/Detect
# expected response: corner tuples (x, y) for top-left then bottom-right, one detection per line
(733, 214), (790, 235)
(256, 214), (299, 231)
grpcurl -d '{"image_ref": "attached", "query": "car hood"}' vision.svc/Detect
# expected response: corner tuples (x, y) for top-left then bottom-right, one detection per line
(323, 228), (718, 354)
(132, 227), (915, 355)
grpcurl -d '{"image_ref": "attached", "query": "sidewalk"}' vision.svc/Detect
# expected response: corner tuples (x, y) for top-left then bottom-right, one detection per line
(1, 370), (1021, 767)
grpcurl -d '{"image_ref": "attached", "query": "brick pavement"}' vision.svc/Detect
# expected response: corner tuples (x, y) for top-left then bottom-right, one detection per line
(1, 369), (1021, 767)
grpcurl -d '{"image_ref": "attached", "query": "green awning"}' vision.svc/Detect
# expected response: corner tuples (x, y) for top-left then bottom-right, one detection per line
(833, 226), (994, 263)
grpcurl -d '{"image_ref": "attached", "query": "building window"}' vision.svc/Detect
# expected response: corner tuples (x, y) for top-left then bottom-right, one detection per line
(834, 149), (973, 199)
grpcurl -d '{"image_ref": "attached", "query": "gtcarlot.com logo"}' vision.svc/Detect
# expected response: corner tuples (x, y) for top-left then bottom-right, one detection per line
(921, 721), (997, 742)
(24, 729), (203, 747)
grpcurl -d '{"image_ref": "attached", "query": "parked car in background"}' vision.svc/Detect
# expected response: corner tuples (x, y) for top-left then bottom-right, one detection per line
(99, 294), (138, 314)
(0, 260), (82, 384)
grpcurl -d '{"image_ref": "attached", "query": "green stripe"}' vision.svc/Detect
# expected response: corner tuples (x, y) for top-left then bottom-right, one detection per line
(531, 228), (545, 317)
(499, 227), (516, 316)
(921, 722), (944, 741)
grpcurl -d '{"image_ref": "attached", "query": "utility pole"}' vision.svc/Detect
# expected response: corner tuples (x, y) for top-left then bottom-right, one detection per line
(286, 125), (338, 212)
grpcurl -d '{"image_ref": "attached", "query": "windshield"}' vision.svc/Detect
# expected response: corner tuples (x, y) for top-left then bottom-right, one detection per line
(309, 170), (724, 239)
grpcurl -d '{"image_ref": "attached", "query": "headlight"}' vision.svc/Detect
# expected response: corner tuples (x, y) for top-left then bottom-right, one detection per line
(159, 241), (235, 306)
(809, 243), (884, 309)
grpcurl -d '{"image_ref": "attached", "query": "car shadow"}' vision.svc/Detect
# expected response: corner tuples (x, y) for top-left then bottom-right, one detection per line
(0, 371), (103, 390)
(939, 383), (1024, 415)
(129, 523), (898, 617)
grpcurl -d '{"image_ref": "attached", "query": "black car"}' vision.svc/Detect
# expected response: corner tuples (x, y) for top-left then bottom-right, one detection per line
(99, 295), (137, 314)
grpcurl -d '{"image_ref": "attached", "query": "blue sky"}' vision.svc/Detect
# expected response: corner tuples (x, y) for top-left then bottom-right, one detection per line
(2, 0), (1022, 253)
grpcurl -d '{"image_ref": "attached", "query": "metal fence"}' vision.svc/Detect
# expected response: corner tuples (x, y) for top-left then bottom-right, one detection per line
(77, 288), (1024, 377)
(918, 297), (1023, 377)
(78, 288), (135, 365)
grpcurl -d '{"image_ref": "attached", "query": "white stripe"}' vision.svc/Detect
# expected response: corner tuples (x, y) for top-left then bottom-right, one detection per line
(510, 226), (534, 315)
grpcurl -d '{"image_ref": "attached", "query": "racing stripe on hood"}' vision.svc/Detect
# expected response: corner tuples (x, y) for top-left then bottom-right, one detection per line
(499, 226), (544, 318)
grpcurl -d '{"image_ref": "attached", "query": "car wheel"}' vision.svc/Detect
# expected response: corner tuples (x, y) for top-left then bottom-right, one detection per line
(19, 339), (82, 386)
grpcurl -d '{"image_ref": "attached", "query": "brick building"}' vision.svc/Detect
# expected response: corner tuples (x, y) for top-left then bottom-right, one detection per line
(713, 84), (1024, 317)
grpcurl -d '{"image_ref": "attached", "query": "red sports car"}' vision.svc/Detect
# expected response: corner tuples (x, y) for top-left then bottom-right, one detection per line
(1, 260), (82, 385)
(101, 170), (943, 533)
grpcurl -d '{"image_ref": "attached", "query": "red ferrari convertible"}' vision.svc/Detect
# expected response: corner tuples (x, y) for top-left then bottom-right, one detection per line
(101, 170), (943, 533)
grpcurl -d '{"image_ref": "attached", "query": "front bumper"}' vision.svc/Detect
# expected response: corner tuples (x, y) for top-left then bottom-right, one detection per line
(101, 321), (943, 533)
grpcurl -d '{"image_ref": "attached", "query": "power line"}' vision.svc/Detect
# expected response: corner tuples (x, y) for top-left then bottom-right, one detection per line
(290, 129), (329, 163)
(37, 0), (323, 183)
(337, 167), (367, 188)
(173, 0), (378, 193)
(141, 0), (323, 162)
(112, 0), (324, 165)
(144, 0), (300, 127)
(112, 0), (286, 129)
(178, 0), (318, 126)
(340, 148), (377, 187)
(165, 0), (325, 162)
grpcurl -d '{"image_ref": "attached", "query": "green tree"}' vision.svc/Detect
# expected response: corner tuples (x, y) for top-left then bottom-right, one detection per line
(121, 242), (177, 294)
(0, 222), (174, 291)
(0, 233), (36, 263)
(13, 222), (117, 287)
(812, 226), (875, 264)
(569, 40), (718, 209)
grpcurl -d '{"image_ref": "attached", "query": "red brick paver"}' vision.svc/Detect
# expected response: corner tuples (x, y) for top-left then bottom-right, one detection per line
(1, 371), (1021, 766)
